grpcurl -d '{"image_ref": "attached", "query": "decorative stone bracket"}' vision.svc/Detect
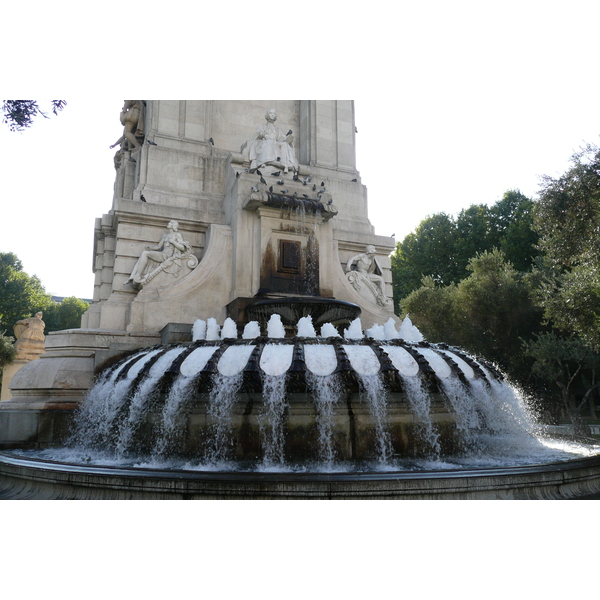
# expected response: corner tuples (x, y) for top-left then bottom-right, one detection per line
(243, 181), (338, 222)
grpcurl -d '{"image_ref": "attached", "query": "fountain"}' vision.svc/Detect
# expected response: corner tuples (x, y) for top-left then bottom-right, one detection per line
(1, 101), (600, 499)
(3, 312), (600, 498)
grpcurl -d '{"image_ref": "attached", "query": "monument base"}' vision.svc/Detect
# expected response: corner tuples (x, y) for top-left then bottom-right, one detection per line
(0, 328), (160, 447)
(1, 360), (29, 401)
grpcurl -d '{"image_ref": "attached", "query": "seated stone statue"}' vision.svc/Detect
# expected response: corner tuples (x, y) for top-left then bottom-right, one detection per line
(345, 245), (389, 307)
(243, 108), (298, 174)
(13, 312), (46, 361)
(124, 220), (198, 289)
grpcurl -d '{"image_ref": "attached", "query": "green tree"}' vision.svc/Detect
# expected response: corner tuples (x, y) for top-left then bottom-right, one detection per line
(0, 332), (16, 370)
(489, 190), (539, 272)
(453, 250), (542, 368)
(391, 190), (537, 311)
(402, 249), (543, 376)
(2, 100), (66, 131)
(391, 213), (459, 307)
(0, 253), (53, 333)
(533, 144), (600, 350)
(43, 297), (90, 332)
(453, 204), (492, 270)
(399, 276), (460, 345)
(522, 332), (600, 435)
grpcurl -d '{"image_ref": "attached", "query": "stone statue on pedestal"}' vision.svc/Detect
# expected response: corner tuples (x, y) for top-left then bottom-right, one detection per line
(346, 245), (389, 307)
(124, 220), (198, 289)
(243, 108), (298, 174)
(13, 312), (45, 361)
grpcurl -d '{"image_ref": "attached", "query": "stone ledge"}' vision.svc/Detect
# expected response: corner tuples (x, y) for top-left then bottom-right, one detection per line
(2, 452), (600, 499)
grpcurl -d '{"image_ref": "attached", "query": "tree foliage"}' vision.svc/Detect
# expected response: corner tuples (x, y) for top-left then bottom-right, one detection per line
(0, 253), (88, 335)
(391, 190), (538, 309)
(533, 144), (600, 350)
(453, 249), (542, 364)
(392, 151), (600, 428)
(0, 253), (53, 333)
(398, 276), (459, 345)
(43, 297), (89, 332)
(402, 249), (542, 375)
(2, 100), (66, 132)
(522, 332), (600, 434)
(0, 332), (16, 369)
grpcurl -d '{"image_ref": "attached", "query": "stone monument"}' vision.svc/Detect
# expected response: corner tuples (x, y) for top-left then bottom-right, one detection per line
(242, 108), (299, 174)
(0, 100), (397, 447)
(0, 313), (45, 401)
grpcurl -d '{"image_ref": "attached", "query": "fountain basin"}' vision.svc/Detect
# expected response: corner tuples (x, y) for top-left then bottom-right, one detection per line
(2, 450), (600, 499)
(62, 336), (512, 465)
(6, 321), (600, 499)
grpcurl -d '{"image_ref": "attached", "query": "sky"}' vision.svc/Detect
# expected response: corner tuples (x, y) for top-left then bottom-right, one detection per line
(2, 88), (596, 300)
(2, 3), (599, 301)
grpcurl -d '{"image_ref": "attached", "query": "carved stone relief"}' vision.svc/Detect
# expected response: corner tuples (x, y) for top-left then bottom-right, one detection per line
(124, 220), (198, 290)
(345, 245), (391, 307)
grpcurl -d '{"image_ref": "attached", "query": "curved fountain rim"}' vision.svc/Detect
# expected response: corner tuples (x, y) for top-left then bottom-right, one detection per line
(2, 448), (600, 482)
(4, 447), (600, 498)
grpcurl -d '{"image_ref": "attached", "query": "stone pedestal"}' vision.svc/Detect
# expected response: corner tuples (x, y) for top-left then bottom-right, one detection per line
(1, 360), (28, 401)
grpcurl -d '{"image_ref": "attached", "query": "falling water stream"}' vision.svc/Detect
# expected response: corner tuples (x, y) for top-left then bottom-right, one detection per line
(18, 314), (600, 473)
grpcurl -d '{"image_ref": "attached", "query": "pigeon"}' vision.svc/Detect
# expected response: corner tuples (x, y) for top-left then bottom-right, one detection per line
(130, 158), (136, 163)
(209, 137), (214, 145)
(391, 233), (395, 237)
(286, 130), (292, 136)
(312, 184), (316, 191)
(303, 194), (309, 199)
(321, 182), (325, 187)
(256, 169), (262, 176)
(260, 176), (266, 184)
(292, 192), (298, 199)
(277, 180), (285, 186)
(280, 189), (288, 194)
(271, 171), (281, 177)
(276, 157), (281, 162)
(327, 199), (333, 205)
(318, 188), (326, 194)
(352, 178), (357, 182)
(269, 186), (273, 192)
(236, 171), (241, 178)
(147, 139), (158, 146)
(140, 194), (147, 202)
